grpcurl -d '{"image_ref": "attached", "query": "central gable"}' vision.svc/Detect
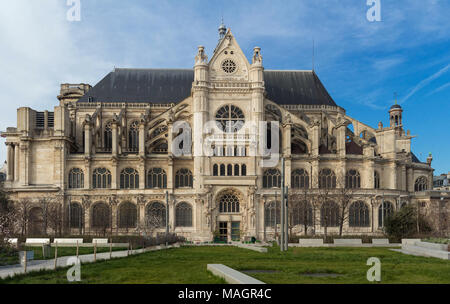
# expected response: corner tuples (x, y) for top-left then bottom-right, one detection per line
(208, 29), (250, 82)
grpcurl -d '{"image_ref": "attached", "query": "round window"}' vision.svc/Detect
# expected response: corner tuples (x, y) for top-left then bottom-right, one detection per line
(222, 59), (237, 74)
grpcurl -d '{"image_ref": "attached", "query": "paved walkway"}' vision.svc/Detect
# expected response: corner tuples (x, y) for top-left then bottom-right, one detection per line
(0, 244), (180, 279)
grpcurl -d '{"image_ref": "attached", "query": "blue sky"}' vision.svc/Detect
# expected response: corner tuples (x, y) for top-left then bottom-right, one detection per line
(0, 0), (449, 174)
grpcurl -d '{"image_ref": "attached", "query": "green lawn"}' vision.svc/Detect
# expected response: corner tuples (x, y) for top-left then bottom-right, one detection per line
(1, 245), (449, 284)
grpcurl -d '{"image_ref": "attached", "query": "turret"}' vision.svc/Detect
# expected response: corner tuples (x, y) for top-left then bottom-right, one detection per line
(389, 103), (403, 128)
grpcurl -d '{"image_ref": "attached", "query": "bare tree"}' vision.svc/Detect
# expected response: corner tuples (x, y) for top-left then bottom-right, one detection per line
(289, 187), (313, 236)
(336, 175), (357, 237)
(315, 186), (333, 239)
(0, 186), (16, 249)
(15, 198), (32, 236)
(47, 201), (64, 237)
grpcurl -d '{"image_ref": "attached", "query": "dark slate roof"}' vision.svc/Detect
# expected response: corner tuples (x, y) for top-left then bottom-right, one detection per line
(78, 68), (337, 106)
(411, 152), (423, 164)
(390, 104), (402, 110)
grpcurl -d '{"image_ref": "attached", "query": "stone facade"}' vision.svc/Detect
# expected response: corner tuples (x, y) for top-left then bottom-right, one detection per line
(1, 28), (445, 241)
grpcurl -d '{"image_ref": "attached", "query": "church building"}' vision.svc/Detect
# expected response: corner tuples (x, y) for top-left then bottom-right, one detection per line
(1, 26), (440, 241)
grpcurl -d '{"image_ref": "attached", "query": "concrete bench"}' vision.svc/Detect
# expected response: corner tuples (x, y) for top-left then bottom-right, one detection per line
(54, 238), (84, 244)
(207, 264), (265, 284)
(372, 238), (390, 245)
(235, 243), (268, 253)
(5, 238), (18, 246)
(299, 239), (325, 247)
(25, 238), (50, 245)
(401, 239), (421, 246)
(92, 238), (108, 244)
(333, 239), (363, 246)
(414, 241), (448, 252)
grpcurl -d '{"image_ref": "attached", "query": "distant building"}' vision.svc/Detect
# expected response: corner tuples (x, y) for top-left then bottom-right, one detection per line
(0, 162), (6, 183)
(434, 173), (450, 191)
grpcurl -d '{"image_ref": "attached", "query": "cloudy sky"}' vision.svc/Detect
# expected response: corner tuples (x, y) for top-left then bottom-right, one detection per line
(0, 0), (449, 174)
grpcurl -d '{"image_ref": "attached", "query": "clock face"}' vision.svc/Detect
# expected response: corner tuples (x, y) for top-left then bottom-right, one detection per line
(221, 59), (237, 74)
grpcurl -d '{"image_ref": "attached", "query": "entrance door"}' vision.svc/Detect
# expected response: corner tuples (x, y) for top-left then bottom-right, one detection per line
(219, 222), (228, 242)
(231, 222), (240, 241)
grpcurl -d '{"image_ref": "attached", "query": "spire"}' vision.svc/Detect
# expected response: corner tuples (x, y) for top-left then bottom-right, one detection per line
(218, 17), (226, 40)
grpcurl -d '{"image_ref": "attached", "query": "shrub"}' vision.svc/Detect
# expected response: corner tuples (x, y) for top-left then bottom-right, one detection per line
(384, 205), (432, 241)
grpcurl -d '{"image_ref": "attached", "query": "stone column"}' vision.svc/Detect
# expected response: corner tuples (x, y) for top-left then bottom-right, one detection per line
(139, 122), (145, 157)
(167, 158), (174, 190)
(6, 143), (13, 181)
(84, 160), (91, 190)
(20, 143), (30, 186)
(84, 124), (91, 156)
(112, 122), (118, 157)
(138, 160), (145, 189)
(111, 160), (118, 189)
(14, 144), (19, 182)
(139, 201), (146, 231)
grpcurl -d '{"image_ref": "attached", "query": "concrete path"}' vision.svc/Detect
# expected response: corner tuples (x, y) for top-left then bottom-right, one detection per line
(0, 244), (180, 280)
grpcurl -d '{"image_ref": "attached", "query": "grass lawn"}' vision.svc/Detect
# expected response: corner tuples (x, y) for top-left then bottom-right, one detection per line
(0, 245), (449, 284)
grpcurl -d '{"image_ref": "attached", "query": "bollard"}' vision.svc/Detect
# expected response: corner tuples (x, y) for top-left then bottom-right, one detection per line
(23, 252), (27, 273)
(76, 240), (79, 259)
(54, 243), (58, 270)
(94, 241), (97, 262)
(109, 241), (112, 259)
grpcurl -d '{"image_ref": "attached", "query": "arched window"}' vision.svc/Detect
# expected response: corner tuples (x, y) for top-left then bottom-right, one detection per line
(291, 141), (308, 154)
(219, 193), (240, 213)
(241, 164), (247, 176)
(146, 202), (166, 228)
(319, 169), (336, 189)
(345, 169), (361, 189)
(120, 168), (139, 189)
(374, 171), (380, 189)
(291, 169), (309, 189)
(291, 201), (313, 226)
(175, 169), (193, 188)
(213, 164), (218, 176)
(152, 139), (168, 154)
(227, 164), (233, 176)
(320, 201), (339, 227)
(92, 203), (110, 228)
(220, 164), (225, 176)
(128, 121), (139, 152)
(28, 207), (44, 236)
(175, 202), (192, 227)
(234, 164), (240, 176)
(104, 121), (112, 152)
(68, 168), (84, 189)
(349, 201), (370, 227)
(92, 168), (112, 189)
(118, 202), (137, 228)
(263, 169), (281, 188)
(68, 202), (83, 229)
(264, 201), (281, 228)
(414, 176), (428, 192)
(378, 201), (394, 227)
(215, 105), (245, 133)
(146, 168), (167, 189)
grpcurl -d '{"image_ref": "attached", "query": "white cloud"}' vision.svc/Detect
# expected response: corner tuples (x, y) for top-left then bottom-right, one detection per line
(0, 1), (112, 162)
(400, 63), (450, 104)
